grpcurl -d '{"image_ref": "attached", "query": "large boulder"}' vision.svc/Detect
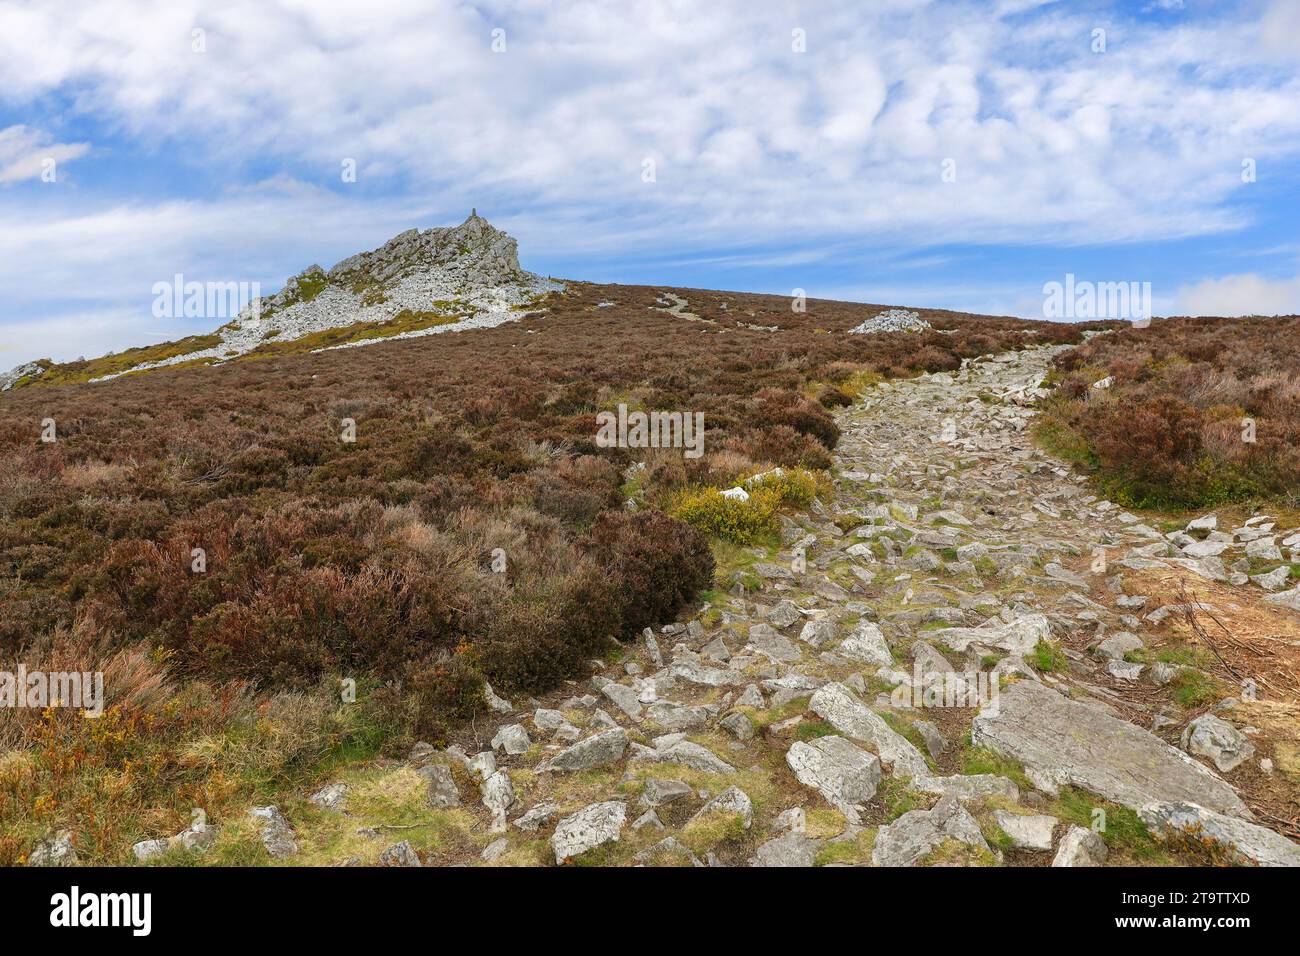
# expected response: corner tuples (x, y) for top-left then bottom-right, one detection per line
(809, 682), (930, 778)
(1180, 714), (1254, 773)
(538, 728), (628, 772)
(971, 681), (1248, 817)
(1139, 801), (1300, 867)
(786, 736), (882, 824)
(933, 612), (1052, 655)
(552, 801), (627, 864)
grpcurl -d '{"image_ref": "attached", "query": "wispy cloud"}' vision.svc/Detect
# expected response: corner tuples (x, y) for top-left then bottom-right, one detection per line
(0, 125), (88, 183)
(1176, 273), (1300, 317)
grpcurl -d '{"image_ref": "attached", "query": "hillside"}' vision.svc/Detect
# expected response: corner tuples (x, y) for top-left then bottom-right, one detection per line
(3, 220), (1298, 870)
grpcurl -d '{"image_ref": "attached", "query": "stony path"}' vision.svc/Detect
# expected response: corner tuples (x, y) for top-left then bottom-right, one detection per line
(169, 342), (1300, 869)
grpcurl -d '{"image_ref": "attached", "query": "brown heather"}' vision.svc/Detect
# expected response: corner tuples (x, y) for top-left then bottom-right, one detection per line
(0, 281), (1101, 861)
(1038, 315), (1300, 510)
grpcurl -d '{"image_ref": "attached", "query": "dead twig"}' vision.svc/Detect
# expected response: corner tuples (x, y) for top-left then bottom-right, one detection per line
(1177, 582), (1241, 681)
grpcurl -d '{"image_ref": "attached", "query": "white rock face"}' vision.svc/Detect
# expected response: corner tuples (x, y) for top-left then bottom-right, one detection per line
(86, 213), (562, 382)
(0, 360), (45, 391)
(993, 810), (1058, 851)
(551, 801), (627, 864)
(490, 723), (532, 755)
(786, 735), (882, 823)
(848, 309), (931, 334)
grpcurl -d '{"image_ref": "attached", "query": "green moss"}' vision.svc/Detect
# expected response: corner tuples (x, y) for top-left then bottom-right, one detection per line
(1032, 640), (1068, 673)
(794, 720), (836, 741)
(23, 335), (223, 387)
(247, 310), (461, 358)
(1049, 788), (1167, 863)
(875, 776), (925, 822)
(1169, 669), (1219, 708)
(958, 746), (1032, 791)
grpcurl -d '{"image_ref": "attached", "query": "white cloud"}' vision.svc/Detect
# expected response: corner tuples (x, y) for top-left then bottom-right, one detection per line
(0, 1), (1298, 364)
(0, 1), (1295, 249)
(1175, 273), (1300, 317)
(0, 125), (89, 183)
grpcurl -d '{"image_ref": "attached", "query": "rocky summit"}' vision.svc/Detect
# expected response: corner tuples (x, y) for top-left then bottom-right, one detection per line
(2, 212), (560, 388)
(148, 212), (558, 373)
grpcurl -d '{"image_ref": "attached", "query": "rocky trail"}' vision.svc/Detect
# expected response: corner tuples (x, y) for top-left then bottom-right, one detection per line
(123, 339), (1300, 869)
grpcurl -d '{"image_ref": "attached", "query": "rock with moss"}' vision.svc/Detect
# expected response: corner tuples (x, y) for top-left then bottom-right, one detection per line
(250, 806), (298, 859)
(552, 801), (627, 864)
(1138, 801), (1300, 867)
(872, 795), (990, 866)
(972, 680), (1249, 817)
(786, 736), (882, 824)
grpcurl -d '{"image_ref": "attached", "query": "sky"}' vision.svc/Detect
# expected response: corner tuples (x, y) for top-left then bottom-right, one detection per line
(1, 0), (1299, 366)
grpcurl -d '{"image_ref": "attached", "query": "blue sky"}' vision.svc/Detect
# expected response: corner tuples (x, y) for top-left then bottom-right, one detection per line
(2, 0), (1299, 365)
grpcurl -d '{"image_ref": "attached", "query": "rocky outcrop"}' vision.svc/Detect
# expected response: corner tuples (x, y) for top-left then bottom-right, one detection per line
(83, 213), (562, 382)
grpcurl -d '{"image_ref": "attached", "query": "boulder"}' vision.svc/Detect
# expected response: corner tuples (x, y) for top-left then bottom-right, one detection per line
(798, 619), (836, 648)
(1050, 826), (1107, 867)
(993, 811), (1058, 851)
(1181, 714), (1255, 773)
(690, 786), (753, 829)
(972, 681), (1248, 817)
(490, 723), (532, 755)
(1094, 631), (1143, 661)
(378, 840), (422, 867)
(249, 806), (298, 859)
(749, 831), (822, 867)
(417, 763), (462, 808)
(552, 801), (627, 864)
(27, 830), (77, 867)
(746, 623), (803, 663)
(809, 682), (930, 778)
(1139, 801), (1300, 867)
(838, 621), (893, 666)
(786, 736), (882, 823)
(871, 795), (989, 866)
(538, 728), (628, 772)
(933, 613), (1052, 655)
(308, 783), (349, 812)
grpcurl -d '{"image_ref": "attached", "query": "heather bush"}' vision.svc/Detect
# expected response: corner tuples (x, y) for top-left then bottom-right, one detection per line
(1039, 316), (1300, 508)
(584, 508), (715, 634)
